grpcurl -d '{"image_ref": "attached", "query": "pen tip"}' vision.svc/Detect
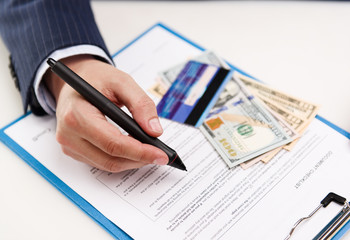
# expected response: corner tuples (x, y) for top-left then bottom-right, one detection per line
(47, 58), (56, 67)
(173, 155), (187, 171)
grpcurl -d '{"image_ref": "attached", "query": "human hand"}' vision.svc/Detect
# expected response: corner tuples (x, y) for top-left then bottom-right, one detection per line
(44, 55), (169, 172)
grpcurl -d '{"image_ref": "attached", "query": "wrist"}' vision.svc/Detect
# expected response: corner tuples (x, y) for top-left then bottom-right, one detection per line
(44, 54), (96, 101)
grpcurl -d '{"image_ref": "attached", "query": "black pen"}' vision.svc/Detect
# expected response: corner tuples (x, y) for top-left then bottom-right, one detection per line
(47, 58), (186, 171)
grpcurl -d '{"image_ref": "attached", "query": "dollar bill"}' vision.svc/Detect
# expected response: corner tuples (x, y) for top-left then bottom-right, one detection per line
(240, 103), (299, 169)
(260, 147), (283, 164)
(257, 95), (310, 151)
(258, 98), (306, 132)
(200, 75), (293, 168)
(240, 155), (264, 170)
(240, 146), (282, 169)
(237, 74), (320, 120)
(264, 100), (300, 141)
(236, 73), (320, 151)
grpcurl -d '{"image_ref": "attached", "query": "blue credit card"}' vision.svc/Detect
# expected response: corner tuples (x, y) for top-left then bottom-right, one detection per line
(157, 61), (233, 127)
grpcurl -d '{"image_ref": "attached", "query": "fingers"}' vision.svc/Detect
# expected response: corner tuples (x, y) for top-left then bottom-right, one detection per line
(77, 113), (168, 164)
(59, 138), (148, 172)
(55, 95), (168, 172)
(106, 71), (163, 137)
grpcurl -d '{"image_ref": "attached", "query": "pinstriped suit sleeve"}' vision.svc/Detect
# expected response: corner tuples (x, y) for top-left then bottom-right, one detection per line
(0, 0), (112, 114)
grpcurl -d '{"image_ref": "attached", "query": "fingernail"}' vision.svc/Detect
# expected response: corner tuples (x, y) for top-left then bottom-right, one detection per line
(153, 158), (168, 165)
(149, 118), (163, 134)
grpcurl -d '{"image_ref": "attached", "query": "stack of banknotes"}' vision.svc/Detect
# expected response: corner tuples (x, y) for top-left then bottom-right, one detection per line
(149, 51), (319, 169)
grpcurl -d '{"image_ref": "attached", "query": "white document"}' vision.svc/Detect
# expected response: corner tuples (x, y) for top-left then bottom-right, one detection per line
(4, 25), (350, 240)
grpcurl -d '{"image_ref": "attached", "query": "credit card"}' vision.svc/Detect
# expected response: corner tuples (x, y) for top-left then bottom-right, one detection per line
(157, 60), (233, 127)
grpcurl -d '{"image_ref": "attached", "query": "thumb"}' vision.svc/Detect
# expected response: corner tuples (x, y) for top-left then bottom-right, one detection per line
(130, 95), (163, 137)
(105, 68), (163, 137)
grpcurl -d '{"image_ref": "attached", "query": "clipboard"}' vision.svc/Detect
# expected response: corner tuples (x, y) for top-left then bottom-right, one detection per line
(1, 23), (350, 240)
(286, 192), (350, 239)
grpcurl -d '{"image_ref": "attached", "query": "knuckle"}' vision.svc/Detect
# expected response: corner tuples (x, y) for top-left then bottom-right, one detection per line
(56, 130), (68, 146)
(103, 160), (121, 173)
(136, 147), (148, 162)
(105, 138), (123, 156)
(133, 145), (153, 164)
(62, 109), (79, 129)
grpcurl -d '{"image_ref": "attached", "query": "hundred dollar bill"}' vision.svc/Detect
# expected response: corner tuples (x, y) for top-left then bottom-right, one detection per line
(239, 98), (299, 169)
(237, 74), (320, 120)
(200, 75), (293, 168)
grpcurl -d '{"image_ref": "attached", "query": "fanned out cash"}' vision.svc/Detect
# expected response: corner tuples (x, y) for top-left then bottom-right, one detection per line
(239, 99), (301, 170)
(198, 69), (294, 167)
(151, 51), (319, 169)
(236, 73), (320, 152)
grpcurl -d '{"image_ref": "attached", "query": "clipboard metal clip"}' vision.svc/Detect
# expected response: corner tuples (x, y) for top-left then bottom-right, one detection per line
(285, 192), (350, 240)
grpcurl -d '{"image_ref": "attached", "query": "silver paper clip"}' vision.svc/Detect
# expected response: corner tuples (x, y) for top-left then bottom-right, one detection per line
(285, 192), (350, 240)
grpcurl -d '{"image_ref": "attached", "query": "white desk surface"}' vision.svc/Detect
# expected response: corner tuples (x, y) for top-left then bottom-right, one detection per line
(1, 1), (350, 239)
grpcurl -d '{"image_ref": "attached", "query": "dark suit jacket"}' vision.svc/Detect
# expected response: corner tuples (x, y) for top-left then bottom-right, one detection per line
(0, 0), (111, 115)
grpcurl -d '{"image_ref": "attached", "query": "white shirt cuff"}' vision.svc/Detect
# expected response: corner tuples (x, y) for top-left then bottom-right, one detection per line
(34, 45), (114, 115)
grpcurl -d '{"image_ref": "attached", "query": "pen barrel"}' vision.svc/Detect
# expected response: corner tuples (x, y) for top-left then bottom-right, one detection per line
(104, 103), (177, 162)
(50, 61), (178, 166)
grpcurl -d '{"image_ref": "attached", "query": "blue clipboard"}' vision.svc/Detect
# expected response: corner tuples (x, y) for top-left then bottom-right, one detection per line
(1, 23), (350, 240)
